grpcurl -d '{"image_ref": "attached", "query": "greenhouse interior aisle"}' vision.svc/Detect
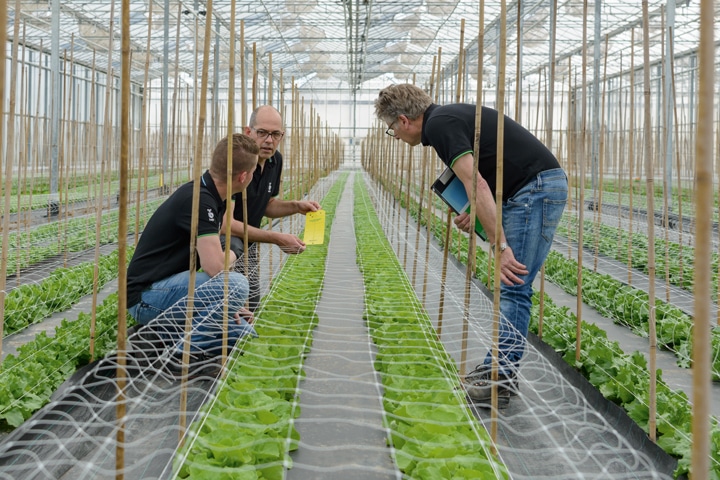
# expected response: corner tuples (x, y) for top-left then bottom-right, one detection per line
(362, 173), (678, 479)
(288, 172), (399, 479)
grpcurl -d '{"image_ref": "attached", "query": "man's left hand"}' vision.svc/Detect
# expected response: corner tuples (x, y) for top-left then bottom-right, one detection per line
(235, 307), (254, 324)
(277, 232), (307, 254)
(498, 247), (528, 286)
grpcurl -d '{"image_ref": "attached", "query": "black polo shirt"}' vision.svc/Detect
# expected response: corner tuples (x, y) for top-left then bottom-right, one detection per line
(127, 170), (225, 307)
(421, 103), (560, 201)
(232, 151), (282, 228)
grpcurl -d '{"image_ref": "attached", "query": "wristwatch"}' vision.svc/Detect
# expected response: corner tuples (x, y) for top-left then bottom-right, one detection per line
(492, 242), (508, 253)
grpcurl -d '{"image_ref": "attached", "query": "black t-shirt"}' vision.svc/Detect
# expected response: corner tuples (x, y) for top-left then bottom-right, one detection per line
(127, 170), (225, 307)
(421, 103), (561, 200)
(232, 151), (282, 228)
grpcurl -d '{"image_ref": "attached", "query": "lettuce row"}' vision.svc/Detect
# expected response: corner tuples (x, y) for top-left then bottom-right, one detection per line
(174, 174), (347, 479)
(3, 249), (124, 335)
(557, 215), (714, 298)
(354, 175), (509, 479)
(529, 294), (720, 479)
(543, 249), (720, 380)
(0, 292), (126, 428)
(2, 198), (162, 272)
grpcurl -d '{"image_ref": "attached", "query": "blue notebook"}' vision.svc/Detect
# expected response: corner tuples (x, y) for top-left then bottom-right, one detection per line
(431, 167), (488, 241)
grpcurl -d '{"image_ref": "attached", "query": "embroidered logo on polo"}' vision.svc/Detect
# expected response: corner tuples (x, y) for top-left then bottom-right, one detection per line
(207, 208), (215, 222)
(267, 182), (273, 193)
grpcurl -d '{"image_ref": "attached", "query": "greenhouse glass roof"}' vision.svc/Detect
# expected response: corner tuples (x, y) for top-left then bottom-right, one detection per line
(8, 0), (708, 96)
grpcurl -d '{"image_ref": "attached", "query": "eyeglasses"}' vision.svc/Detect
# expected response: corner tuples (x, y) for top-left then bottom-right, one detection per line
(251, 127), (285, 141)
(385, 120), (398, 137)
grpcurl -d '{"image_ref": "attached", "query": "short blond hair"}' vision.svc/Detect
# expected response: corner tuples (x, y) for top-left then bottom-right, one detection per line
(374, 83), (433, 125)
(210, 133), (259, 181)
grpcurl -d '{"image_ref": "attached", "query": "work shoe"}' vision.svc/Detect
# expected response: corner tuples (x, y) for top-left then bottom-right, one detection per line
(463, 365), (519, 407)
(163, 351), (223, 380)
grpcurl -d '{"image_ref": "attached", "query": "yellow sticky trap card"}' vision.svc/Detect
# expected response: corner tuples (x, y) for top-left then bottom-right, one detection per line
(304, 210), (326, 245)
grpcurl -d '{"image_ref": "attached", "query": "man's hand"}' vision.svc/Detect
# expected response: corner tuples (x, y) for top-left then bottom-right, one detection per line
(276, 232), (306, 254)
(235, 307), (254, 325)
(453, 211), (472, 233)
(497, 247), (528, 286)
(297, 200), (321, 214)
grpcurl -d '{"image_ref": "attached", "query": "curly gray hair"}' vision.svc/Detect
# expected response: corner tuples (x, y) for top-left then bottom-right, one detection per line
(374, 83), (433, 125)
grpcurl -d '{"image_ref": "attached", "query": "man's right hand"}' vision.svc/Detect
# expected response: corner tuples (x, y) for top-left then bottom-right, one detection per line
(453, 211), (472, 233)
(276, 232), (306, 254)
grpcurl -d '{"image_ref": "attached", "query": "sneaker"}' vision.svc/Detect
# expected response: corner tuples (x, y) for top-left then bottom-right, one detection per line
(463, 365), (519, 406)
(163, 351), (223, 380)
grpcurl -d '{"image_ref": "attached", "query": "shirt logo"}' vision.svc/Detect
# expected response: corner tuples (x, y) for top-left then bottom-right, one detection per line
(267, 182), (273, 193)
(207, 208), (215, 222)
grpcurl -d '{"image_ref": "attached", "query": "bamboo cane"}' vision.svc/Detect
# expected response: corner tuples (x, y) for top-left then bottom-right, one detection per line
(395, 139), (404, 257)
(116, 0), (131, 475)
(222, 0), (238, 368)
(535, 70), (543, 135)
(402, 134), (413, 270)
(241, 22), (247, 137)
(593, 34), (609, 274)
(180, 0), (215, 439)
(239, 23), (251, 280)
(661, 13), (671, 302)
(575, 0), (588, 365)
(617, 51), (625, 277)
(669, 49), (686, 310)
(26, 40), (43, 261)
(455, 21), (466, 265)
(267, 57), (275, 278)
(276, 68), (284, 260)
(0, 0), (16, 360)
(641, 0), (658, 442)
(434, 47), (452, 337)
(241, 27), (252, 282)
(252, 43), (257, 112)
(135, 0), (153, 245)
(539, 0), (559, 341)
(168, 3), (183, 194)
(567, 58), (574, 261)
(89, 51), (101, 362)
(99, 1), (117, 364)
(538, 0), (562, 339)
(267, 52), (273, 106)
(59, 48), (69, 266)
(415, 57), (436, 293)
(69, 47), (80, 220)
(16, 21), (27, 278)
(628, 29), (635, 285)
(457, 15), (477, 380)
(692, 2), (714, 476)
(490, 0), (507, 423)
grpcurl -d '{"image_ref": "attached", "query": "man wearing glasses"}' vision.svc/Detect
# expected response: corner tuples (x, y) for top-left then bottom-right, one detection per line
(375, 83), (567, 408)
(222, 105), (321, 311)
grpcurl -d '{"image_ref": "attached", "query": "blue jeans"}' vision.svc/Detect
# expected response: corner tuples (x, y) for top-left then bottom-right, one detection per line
(483, 168), (568, 374)
(128, 270), (256, 355)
